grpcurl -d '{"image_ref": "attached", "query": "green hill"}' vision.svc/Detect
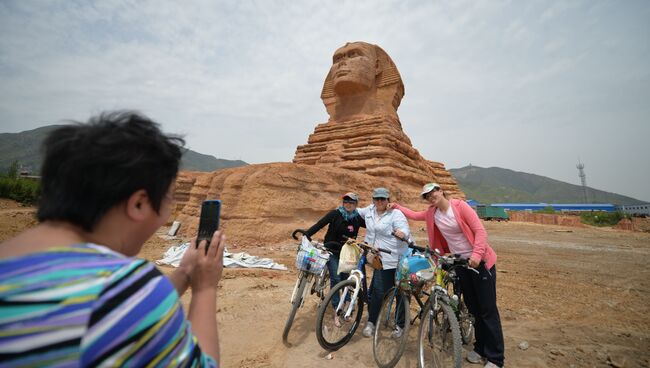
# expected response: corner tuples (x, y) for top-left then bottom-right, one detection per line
(450, 165), (644, 205)
(0, 125), (247, 174)
(180, 149), (247, 172)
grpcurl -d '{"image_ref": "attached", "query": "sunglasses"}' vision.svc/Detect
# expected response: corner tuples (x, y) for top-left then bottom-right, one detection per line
(424, 187), (441, 198)
(372, 197), (388, 201)
(342, 200), (357, 204)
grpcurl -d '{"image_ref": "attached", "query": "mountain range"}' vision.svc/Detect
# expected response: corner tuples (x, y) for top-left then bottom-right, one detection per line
(0, 125), (247, 174)
(2, 125), (644, 205)
(450, 165), (644, 205)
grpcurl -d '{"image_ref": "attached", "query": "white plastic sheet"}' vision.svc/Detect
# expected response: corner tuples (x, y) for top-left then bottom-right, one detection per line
(155, 242), (287, 271)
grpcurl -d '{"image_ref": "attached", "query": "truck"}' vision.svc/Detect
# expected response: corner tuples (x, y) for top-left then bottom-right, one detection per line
(475, 205), (509, 221)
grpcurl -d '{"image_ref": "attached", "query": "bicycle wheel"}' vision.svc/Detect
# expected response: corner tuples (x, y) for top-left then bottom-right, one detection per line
(315, 279), (364, 351)
(373, 287), (410, 368)
(458, 298), (474, 345)
(282, 272), (309, 343)
(417, 299), (462, 368)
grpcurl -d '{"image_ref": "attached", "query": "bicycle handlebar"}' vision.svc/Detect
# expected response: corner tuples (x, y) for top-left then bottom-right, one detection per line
(374, 246), (392, 254)
(342, 235), (392, 254)
(321, 241), (340, 253)
(292, 230), (335, 255)
(439, 255), (480, 274)
(440, 255), (468, 266)
(408, 243), (428, 253)
(388, 230), (477, 273)
(391, 230), (427, 253)
(291, 229), (311, 241)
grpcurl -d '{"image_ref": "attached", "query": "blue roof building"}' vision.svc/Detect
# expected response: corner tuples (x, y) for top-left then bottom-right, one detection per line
(490, 203), (616, 212)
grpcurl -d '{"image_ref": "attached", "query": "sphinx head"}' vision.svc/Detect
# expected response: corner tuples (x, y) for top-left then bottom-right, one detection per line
(330, 42), (379, 95)
(321, 42), (404, 121)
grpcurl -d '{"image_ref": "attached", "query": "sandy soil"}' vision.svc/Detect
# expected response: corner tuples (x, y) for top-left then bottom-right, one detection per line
(134, 221), (650, 367)
(1, 199), (649, 367)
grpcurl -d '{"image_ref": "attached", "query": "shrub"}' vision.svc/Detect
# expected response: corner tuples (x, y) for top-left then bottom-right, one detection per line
(534, 205), (556, 214)
(0, 176), (40, 205)
(7, 161), (18, 179)
(580, 211), (624, 227)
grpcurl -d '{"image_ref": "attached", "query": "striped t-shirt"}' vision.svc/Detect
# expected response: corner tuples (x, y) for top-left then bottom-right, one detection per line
(0, 243), (217, 367)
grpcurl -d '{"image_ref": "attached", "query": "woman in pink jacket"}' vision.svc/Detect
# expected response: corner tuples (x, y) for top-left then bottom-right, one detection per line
(391, 183), (504, 368)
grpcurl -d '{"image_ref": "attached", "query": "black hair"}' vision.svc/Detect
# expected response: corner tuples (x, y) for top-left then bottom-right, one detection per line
(37, 111), (185, 231)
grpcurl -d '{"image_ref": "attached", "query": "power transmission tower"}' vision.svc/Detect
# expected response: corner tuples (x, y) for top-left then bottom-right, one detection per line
(576, 159), (588, 203)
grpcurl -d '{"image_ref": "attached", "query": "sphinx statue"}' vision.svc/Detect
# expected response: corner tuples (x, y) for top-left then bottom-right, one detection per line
(171, 42), (464, 245)
(294, 41), (463, 197)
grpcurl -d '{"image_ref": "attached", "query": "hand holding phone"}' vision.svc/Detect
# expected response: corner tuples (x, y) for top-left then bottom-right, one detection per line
(197, 200), (221, 249)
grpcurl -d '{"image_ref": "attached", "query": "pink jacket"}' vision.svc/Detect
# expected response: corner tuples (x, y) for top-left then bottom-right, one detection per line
(393, 199), (497, 269)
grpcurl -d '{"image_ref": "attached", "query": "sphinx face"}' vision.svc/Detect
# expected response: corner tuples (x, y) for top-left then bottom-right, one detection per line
(330, 43), (377, 95)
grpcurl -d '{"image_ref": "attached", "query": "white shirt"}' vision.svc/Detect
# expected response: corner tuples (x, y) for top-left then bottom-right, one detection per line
(434, 206), (473, 258)
(358, 205), (411, 269)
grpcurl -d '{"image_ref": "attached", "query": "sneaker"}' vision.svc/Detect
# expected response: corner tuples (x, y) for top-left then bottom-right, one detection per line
(467, 350), (485, 364)
(390, 326), (403, 339)
(362, 322), (375, 337)
(484, 362), (502, 368)
(341, 302), (352, 321)
(334, 316), (342, 328)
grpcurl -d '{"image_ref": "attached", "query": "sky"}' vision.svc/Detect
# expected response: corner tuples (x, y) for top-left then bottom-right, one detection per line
(1, 0), (648, 201)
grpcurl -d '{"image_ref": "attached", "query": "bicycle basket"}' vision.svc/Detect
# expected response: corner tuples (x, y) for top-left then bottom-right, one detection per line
(295, 242), (329, 275)
(396, 254), (434, 291)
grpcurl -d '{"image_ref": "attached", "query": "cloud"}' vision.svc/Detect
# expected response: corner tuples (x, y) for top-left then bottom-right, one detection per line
(0, 0), (649, 201)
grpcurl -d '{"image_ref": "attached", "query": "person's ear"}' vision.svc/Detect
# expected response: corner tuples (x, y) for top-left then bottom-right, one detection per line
(126, 189), (151, 221)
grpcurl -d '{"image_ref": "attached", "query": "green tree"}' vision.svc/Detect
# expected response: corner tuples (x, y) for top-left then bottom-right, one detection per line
(7, 161), (18, 179)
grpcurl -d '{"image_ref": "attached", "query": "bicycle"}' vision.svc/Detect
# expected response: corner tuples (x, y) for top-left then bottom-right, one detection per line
(418, 251), (478, 368)
(446, 259), (475, 346)
(282, 229), (332, 344)
(373, 236), (432, 368)
(315, 237), (391, 351)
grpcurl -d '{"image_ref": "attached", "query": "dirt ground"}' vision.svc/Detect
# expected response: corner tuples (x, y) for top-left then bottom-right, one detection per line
(1, 199), (649, 367)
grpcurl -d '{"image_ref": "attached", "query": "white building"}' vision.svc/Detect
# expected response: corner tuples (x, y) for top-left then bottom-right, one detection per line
(616, 204), (650, 217)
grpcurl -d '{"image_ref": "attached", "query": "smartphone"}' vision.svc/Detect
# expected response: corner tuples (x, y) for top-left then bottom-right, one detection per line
(197, 200), (221, 249)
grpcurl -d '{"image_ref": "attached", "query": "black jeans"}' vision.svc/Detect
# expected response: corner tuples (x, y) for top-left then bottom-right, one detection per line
(457, 265), (505, 367)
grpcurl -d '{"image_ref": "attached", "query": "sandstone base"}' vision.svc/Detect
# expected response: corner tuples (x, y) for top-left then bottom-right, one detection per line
(172, 162), (437, 246)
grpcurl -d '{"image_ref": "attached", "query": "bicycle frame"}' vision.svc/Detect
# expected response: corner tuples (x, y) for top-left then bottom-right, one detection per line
(400, 251), (463, 324)
(334, 252), (368, 320)
(289, 270), (315, 304)
(427, 255), (479, 328)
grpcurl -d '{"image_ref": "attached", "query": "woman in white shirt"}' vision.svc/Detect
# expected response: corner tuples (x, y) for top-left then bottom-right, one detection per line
(357, 187), (411, 338)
